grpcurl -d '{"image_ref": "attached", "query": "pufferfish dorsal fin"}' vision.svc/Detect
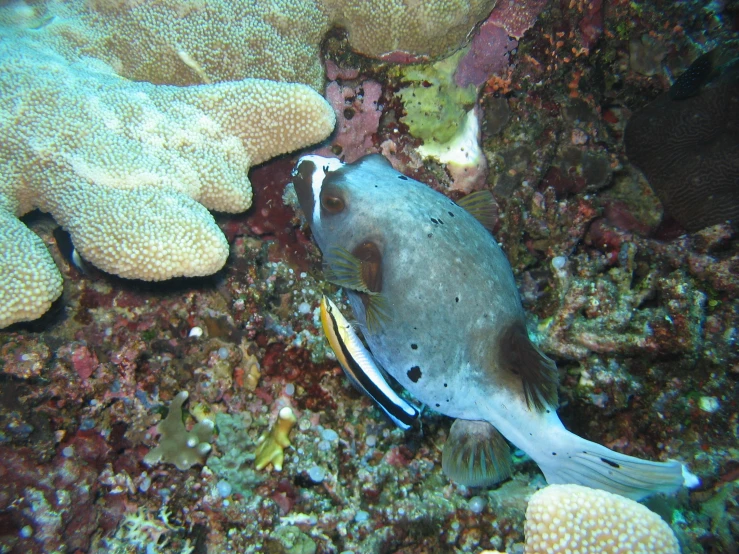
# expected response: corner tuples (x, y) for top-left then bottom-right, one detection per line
(456, 190), (498, 231)
(499, 322), (559, 412)
(324, 244), (391, 333)
(442, 419), (513, 487)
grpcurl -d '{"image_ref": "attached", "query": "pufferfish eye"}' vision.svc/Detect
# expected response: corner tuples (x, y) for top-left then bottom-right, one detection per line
(321, 193), (345, 214)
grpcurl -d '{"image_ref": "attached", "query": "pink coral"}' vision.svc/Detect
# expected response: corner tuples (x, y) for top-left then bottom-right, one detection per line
(315, 81), (383, 163)
(455, 20), (518, 88)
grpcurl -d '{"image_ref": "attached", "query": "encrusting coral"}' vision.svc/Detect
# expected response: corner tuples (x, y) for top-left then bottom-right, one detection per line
(254, 406), (298, 472)
(143, 391), (215, 471)
(0, 0), (497, 328)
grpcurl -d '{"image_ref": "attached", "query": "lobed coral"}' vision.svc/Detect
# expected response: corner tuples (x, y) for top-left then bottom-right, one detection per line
(625, 72), (739, 232)
(326, 0), (496, 60)
(1, 0), (498, 328)
(0, 24), (335, 327)
(0, 209), (63, 329)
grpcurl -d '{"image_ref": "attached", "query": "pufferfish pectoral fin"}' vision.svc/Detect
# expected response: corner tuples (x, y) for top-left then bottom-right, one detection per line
(320, 296), (419, 430)
(324, 245), (391, 333)
(442, 419), (513, 488)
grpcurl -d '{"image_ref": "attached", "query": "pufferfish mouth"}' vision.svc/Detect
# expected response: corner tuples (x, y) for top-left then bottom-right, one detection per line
(292, 155), (344, 224)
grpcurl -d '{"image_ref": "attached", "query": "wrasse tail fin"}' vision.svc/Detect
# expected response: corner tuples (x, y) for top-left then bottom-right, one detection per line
(539, 430), (686, 500)
(442, 419), (512, 487)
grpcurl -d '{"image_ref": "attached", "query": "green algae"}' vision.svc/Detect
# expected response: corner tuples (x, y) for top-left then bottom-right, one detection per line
(394, 49), (477, 148)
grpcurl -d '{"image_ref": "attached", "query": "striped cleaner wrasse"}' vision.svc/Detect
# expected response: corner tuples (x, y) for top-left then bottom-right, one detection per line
(320, 295), (418, 429)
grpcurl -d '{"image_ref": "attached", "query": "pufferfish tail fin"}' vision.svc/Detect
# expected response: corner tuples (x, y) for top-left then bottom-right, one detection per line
(538, 429), (689, 500)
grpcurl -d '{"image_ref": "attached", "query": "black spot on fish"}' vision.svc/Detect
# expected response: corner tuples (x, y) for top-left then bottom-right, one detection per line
(430, 217), (439, 224)
(455, 297), (459, 303)
(443, 383), (448, 387)
(552, 452), (557, 456)
(448, 211), (455, 217)
(601, 458), (620, 468)
(398, 175), (409, 180)
(411, 343), (418, 350)
(407, 366), (422, 383)
(435, 403), (440, 407)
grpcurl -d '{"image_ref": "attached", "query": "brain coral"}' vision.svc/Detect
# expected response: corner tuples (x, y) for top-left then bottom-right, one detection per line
(625, 62), (739, 232)
(0, 0), (497, 327)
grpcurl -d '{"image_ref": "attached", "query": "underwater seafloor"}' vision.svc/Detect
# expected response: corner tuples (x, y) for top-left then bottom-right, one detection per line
(1, 0), (738, 553)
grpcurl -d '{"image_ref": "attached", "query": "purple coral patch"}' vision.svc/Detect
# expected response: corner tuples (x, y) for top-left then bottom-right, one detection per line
(455, 21), (518, 88)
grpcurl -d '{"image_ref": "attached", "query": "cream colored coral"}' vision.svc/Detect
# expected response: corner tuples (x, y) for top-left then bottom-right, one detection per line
(327, 0), (496, 59)
(524, 484), (680, 554)
(34, 0), (333, 90)
(11, 0), (497, 91)
(0, 33), (335, 316)
(0, 208), (63, 328)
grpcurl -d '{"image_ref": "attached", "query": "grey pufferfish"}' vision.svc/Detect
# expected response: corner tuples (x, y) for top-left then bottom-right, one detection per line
(291, 153), (692, 500)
